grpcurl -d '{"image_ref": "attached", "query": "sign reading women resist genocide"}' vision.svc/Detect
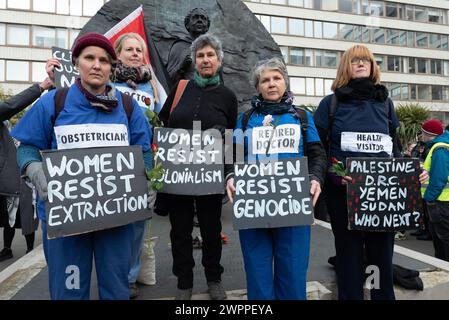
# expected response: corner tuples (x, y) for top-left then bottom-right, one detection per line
(232, 158), (314, 230)
(42, 146), (151, 239)
(52, 47), (79, 88)
(346, 157), (423, 232)
(154, 127), (224, 195)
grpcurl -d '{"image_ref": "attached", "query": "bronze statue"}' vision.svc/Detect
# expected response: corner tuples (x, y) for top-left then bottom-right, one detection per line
(166, 8), (210, 85)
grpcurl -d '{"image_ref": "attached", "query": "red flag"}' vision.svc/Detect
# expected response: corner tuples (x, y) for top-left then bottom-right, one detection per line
(104, 5), (170, 108)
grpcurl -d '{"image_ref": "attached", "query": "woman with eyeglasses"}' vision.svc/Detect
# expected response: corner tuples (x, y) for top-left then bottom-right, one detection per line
(313, 44), (402, 300)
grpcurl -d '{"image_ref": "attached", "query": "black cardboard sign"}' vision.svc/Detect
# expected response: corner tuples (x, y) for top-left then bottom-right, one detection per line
(154, 127), (224, 195)
(42, 146), (151, 239)
(52, 47), (79, 88)
(346, 157), (423, 231)
(232, 158), (314, 230)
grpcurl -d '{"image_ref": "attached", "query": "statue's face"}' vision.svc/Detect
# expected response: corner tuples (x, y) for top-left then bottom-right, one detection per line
(188, 11), (209, 35)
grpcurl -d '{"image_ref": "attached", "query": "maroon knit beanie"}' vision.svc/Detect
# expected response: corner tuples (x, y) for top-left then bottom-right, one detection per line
(71, 32), (117, 64)
(421, 119), (444, 136)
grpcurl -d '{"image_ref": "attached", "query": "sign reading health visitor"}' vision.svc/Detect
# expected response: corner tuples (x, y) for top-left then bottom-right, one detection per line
(232, 158), (314, 230)
(154, 127), (224, 195)
(51, 47), (79, 88)
(42, 146), (151, 239)
(346, 157), (423, 232)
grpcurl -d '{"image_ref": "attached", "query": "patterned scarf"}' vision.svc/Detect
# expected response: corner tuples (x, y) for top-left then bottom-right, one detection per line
(112, 61), (152, 90)
(250, 91), (295, 115)
(75, 78), (118, 113)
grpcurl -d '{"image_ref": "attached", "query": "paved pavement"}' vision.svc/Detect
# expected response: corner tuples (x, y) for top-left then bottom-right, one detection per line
(0, 201), (438, 300)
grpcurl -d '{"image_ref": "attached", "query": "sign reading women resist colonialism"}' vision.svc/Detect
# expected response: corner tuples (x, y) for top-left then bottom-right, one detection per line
(42, 146), (151, 239)
(51, 47), (79, 88)
(154, 127), (224, 195)
(232, 158), (314, 230)
(346, 157), (423, 231)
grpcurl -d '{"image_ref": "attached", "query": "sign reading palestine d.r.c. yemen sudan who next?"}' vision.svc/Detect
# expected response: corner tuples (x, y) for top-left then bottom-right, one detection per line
(346, 157), (423, 232)
(42, 146), (151, 239)
(232, 158), (314, 230)
(153, 127), (224, 195)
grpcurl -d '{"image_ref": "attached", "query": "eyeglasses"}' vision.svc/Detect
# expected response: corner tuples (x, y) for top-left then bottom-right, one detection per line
(351, 57), (371, 65)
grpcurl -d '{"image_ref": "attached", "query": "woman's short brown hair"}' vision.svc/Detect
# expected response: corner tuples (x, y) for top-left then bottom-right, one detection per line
(331, 45), (381, 92)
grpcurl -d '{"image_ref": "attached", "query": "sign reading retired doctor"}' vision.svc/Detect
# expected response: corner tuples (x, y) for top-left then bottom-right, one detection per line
(233, 158), (314, 230)
(52, 47), (79, 88)
(42, 146), (151, 239)
(346, 157), (423, 232)
(154, 127), (224, 195)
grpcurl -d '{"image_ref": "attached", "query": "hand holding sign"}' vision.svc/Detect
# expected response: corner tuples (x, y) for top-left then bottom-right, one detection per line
(46, 58), (61, 84)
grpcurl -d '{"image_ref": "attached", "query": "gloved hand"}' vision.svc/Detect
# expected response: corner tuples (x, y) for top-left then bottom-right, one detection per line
(25, 162), (48, 201)
(147, 187), (157, 210)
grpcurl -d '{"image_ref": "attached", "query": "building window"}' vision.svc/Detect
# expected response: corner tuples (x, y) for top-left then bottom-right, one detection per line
(414, 6), (427, 22)
(417, 85), (430, 100)
(0, 60), (5, 81)
(410, 85), (416, 100)
(271, 0), (287, 4)
(279, 46), (289, 63)
(428, 9), (442, 23)
(324, 51), (338, 67)
(430, 60), (442, 75)
(56, 0), (69, 14)
(387, 56), (401, 72)
(372, 28), (385, 44)
(83, 0), (103, 16)
(315, 50), (323, 67)
(32, 26), (56, 48)
(289, 19), (304, 36)
(306, 78), (315, 96)
(401, 84), (409, 100)
(315, 78), (324, 96)
(7, 0), (30, 10)
(0, 0), (5, 8)
(385, 2), (397, 18)
(271, 17), (287, 34)
(6, 60), (29, 81)
(288, 0), (304, 7)
(290, 77), (305, 95)
(408, 57), (415, 74)
(6, 25), (29, 46)
(386, 29), (399, 45)
(69, 29), (80, 47)
(407, 31), (415, 47)
(390, 83), (401, 100)
(415, 32), (428, 48)
(339, 24), (353, 41)
(304, 20), (313, 37)
(323, 22), (337, 39)
(260, 16), (270, 32)
(432, 86), (443, 101)
(338, 0), (352, 13)
(441, 35), (448, 49)
(314, 21), (322, 38)
(290, 48), (304, 65)
(31, 61), (46, 82)
(305, 49), (313, 66)
(369, 1), (383, 16)
(56, 28), (68, 48)
(444, 61), (449, 76)
(324, 79), (333, 95)
(321, 0), (337, 11)
(417, 58), (428, 73)
(429, 34), (441, 49)
(33, 0), (55, 13)
(0, 24), (5, 45)
(405, 6), (414, 21)
(374, 55), (385, 71)
(69, 0), (82, 16)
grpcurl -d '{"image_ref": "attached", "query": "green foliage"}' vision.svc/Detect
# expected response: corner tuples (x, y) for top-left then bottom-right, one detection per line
(395, 103), (430, 149)
(298, 104), (318, 114)
(0, 85), (30, 127)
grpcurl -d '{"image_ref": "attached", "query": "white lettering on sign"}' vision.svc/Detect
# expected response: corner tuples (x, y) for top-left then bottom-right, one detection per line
(116, 86), (154, 111)
(251, 124), (301, 155)
(341, 132), (392, 155)
(54, 124), (129, 150)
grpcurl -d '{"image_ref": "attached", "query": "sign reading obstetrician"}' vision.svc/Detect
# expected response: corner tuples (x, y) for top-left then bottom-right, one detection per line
(232, 158), (313, 230)
(51, 47), (79, 88)
(154, 127), (224, 195)
(42, 146), (151, 239)
(346, 157), (423, 232)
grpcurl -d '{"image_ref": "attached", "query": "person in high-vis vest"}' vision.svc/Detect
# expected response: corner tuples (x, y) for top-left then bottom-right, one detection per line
(421, 119), (449, 261)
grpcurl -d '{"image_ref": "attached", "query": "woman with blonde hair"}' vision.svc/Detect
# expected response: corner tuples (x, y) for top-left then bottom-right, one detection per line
(313, 44), (401, 300)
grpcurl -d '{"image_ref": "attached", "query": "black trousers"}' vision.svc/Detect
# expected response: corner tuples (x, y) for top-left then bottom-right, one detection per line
(326, 181), (395, 300)
(168, 194), (224, 289)
(427, 201), (449, 261)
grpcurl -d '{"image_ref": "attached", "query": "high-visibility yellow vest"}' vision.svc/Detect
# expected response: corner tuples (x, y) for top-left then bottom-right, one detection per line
(421, 142), (449, 201)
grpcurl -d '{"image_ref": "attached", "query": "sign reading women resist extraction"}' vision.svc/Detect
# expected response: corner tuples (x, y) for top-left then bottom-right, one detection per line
(346, 157), (423, 231)
(42, 146), (151, 239)
(232, 158), (314, 230)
